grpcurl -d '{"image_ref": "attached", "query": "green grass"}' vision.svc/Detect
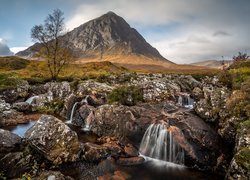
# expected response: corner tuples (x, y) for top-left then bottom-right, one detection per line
(0, 56), (30, 70)
(108, 85), (143, 106)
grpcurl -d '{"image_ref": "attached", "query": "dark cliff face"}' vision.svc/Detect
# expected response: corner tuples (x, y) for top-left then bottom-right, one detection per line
(17, 11), (170, 62)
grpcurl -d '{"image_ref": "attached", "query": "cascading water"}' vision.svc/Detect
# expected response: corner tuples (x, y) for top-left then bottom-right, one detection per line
(139, 123), (185, 165)
(177, 94), (194, 109)
(66, 102), (78, 124)
(25, 96), (39, 105)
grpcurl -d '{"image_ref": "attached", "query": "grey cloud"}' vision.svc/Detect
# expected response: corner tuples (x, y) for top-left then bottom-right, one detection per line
(213, 31), (231, 37)
(0, 40), (14, 56)
(64, 0), (250, 63)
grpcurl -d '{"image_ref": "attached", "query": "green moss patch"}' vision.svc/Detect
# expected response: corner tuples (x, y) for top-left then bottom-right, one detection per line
(235, 147), (250, 170)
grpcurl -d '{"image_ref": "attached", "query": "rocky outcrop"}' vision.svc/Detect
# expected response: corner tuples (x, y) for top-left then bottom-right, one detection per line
(24, 115), (80, 165)
(35, 170), (74, 180)
(226, 121), (250, 179)
(194, 85), (229, 123)
(13, 102), (30, 112)
(0, 80), (29, 103)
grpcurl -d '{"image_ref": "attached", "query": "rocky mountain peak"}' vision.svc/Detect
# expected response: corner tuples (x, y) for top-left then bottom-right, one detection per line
(17, 11), (170, 62)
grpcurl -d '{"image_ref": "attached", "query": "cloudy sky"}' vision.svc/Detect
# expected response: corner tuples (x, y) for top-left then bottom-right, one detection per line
(0, 0), (249, 63)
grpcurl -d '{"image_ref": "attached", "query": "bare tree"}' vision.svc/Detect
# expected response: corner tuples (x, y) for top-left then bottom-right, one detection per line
(31, 9), (72, 80)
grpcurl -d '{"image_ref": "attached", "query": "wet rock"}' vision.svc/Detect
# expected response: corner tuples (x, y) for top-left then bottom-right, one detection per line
(82, 142), (110, 162)
(0, 129), (21, 155)
(124, 144), (139, 157)
(61, 94), (82, 120)
(172, 111), (221, 170)
(74, 104), (95, 127)
(117, 157), (145, 166)
(24, 115), (80, 165)
(98, 170), (131, 180)
(13, 102), (30, 112)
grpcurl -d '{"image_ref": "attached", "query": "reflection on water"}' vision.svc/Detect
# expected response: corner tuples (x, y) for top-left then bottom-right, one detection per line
(5, 121), (36, 137)
(117, 156), (222, 180)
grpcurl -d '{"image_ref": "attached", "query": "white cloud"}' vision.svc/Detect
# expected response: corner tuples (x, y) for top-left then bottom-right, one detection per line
(10, 47), (28, 54)
(0, 38), (14, 56)
(63, 0), (250, 63)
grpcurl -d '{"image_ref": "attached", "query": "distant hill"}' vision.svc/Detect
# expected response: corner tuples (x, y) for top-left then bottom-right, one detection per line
(191, 60), (232, 69)
(16, 11), (172, 65)
(0, 56), (30, 70)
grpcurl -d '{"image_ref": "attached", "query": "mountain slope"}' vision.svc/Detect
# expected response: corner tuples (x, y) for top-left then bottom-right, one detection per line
(17, 11), (172, 64)
(191, 60), (232, 68)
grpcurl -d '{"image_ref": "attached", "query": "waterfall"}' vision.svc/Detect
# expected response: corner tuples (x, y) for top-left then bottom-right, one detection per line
(82, 95), (90, 105)
(82, 110), (94, 132)
(139, 123), (185, 165)
(66, 102), (78, 124)
(25, 96), (39, 105)
(177, 94), (194, 109)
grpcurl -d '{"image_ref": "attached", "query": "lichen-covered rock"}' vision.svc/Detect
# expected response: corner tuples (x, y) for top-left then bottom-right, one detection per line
(24, 115), (80, 165)
(0, 129), (21, 155)
(76, 80), (114, 97)
(74, 104), (95, 127)
(194, 86), (229, 123)
(13, 102), (30, 112)
(44, 81), (72, 100)
(0, 80), (29, 103)
(226, 121), (250, 179)
(0, 99), (24, 126)
(82, 142), (110, 162)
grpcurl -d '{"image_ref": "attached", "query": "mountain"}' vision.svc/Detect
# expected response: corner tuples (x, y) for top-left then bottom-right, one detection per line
(17, 11), (172, 64)
(191, 60), (232, 69)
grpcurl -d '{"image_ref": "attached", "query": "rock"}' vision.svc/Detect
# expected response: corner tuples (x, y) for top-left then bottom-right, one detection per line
(226, 121), (250, 179)
(35, 170), (74, 180)
(0, 99), (24, 126)
(0, 80), (29, 103)
(73, 104), (95, 127)
(13, 102), (30, 112)
(76, 80), (114, 97)
(44, 81), (72, 100)
(82, 142), (110, 162)
(172, 111), (221, 170)
(98, 170), (131, 180)
(24, 115), (80, 165)
(117, 157), (145, 166)
(194, 86), (229, 123)
(0, 129), (21, 155)
(124, 144), (139, 157)
(61, 94), (82, 120)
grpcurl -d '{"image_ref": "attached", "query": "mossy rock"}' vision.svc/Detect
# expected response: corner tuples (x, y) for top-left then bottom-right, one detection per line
(235, 147), (250, 170)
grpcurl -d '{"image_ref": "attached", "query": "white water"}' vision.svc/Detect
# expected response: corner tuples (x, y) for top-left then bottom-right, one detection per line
(25, 96), (39, 105)
(177, 94), (194, 109)
(139, 123), (185, 165)
(66, 102), (78, 124)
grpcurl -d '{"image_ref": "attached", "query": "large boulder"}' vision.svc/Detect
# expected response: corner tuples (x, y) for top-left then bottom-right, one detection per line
(24, 115), (80, 165)
(172, 111), (222, 170)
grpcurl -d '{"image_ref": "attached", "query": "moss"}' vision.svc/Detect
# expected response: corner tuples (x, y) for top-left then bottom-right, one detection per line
(108, 85), (143, 106)
(0, 73), (22, 91)
(35, 100), (64, 114)
(235, 147), (250, 170)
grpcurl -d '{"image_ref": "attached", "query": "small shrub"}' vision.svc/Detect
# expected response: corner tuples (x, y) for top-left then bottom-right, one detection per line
(235, 147), (250, 170)
(108, 85), (143, 106)
(218, 71), (233, 88)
